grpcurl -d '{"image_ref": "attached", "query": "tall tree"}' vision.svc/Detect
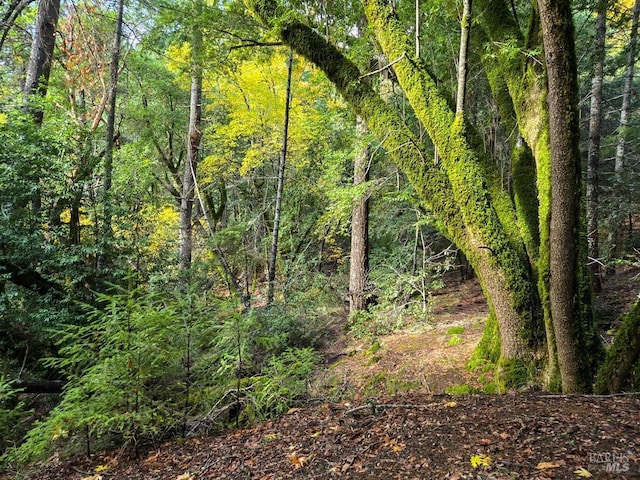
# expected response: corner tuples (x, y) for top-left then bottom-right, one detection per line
(23, 0), (60, 124)
(455, 0), (472, 115)
(611, 0), (640, 253)
(614, 0), (640, 178)
(267, 48), (294, 305)
(179, 0), (204, 271)
(349, 116), (370, 313)
(538, 0), (592, 393)
(246, 0), (613, 392)
(101, 0), (125, 257)
(587, 0), (607, 292)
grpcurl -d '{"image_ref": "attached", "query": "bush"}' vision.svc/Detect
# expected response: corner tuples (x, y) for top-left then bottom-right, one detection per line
(0, 377), (29, 454)
(3, 283), (323, 465)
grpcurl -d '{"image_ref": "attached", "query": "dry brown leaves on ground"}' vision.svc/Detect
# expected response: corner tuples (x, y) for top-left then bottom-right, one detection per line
(17, 393), (640, 480)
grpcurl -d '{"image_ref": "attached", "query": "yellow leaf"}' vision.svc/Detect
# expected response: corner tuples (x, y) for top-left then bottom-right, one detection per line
(537, 461), (561, 469)
(470, 454), (492, 468)
(289, 452), (307, 469)
(264, 433), (278, 441)
(94, 464), (109, 472)
(0, 113), (7, 125)
(574, 467), (593, 477)
(444, 401), (457, 408)
(176, 473), (194, 480)
(311, 431), (322, 438)
(80, 476), (102, 480)
(392, 443), (405, 452)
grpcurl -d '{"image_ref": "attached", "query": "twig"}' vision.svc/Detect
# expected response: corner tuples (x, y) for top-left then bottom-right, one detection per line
(344, 402), (425, 416)
(359, 52), (406, 79)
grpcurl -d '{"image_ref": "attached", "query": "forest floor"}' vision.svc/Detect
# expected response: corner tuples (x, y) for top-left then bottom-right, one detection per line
(8, 268), (640, 480)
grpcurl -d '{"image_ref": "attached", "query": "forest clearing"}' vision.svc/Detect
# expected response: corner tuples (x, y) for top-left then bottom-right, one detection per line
(2, 0), (640, 478)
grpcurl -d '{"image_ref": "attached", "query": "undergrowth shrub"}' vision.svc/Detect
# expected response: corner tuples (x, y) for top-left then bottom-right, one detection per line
(0, 377), (29, 454)
(3, 283), (322, 466)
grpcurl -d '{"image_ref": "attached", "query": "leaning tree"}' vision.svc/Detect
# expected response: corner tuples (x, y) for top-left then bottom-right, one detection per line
(245, 0), (640, 393)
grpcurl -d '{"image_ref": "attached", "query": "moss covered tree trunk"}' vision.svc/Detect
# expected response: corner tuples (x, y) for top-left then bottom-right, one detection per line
(595, 301), (640, 394)
(538, 0), (594, 393)
(245, 0), (627, 392)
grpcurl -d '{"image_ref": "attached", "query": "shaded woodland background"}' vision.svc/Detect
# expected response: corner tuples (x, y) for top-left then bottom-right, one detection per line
(1, 0), (640, 471)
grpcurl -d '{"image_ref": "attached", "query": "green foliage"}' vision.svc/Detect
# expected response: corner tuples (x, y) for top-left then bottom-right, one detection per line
(3, 279), (324, 465)
(447, 326), (465, 335)
(445, 384), (478, 395)
(0, 377), (30, 453)
(246, 347), (317, 420)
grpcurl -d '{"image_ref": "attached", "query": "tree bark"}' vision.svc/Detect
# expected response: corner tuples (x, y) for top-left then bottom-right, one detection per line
(538, 0), (592, 393)
(614, 0), (640, 178)
(349, 116), (370, 314)
(245, 0), (607, 391)
(456, 0), (472, 115)
(23, 0), (60, 124)
(267, 48), (294, 305)
(179, 1), (203, 271)
(587, 0), (606, 293)
(101, 0), (124, 256)
(611, 0), (640, 254)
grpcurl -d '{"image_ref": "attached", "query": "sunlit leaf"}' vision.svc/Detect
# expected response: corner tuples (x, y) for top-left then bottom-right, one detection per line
(537, 461), (561, 469)
(574, 467), (593, 477)
(289, 452), (307, 469)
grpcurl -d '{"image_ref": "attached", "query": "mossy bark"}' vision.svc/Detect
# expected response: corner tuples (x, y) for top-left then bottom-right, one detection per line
(594, 301), (640, 394)
(245, 0), (609, 392)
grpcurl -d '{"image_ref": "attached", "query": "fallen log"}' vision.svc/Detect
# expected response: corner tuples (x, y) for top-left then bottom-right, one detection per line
(13, 379), (65, 394)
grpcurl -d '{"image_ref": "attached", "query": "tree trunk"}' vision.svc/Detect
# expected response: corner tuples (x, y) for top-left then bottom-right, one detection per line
(267, 48), (294, 305)
(245, 0), (606, 391)
(349, 116), (370, 314)
(101, 0), (124, 258)
(587, 0), (606, 293)
(614, 0), (640, 178)
(538, 0), (592, 393)
(612, 0), (640, 254)
(179, 1), (203, 271)
(456, 0), (472, 115)
(23, 0), (60, 124)
(594, 301), (640, 394)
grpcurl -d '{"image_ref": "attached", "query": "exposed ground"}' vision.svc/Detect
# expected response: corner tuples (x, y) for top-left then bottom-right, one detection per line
(5, 268), (640, 480)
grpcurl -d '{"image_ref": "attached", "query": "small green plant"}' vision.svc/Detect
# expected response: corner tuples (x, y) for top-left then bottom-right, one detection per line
(446, 325), (465, 346)
(445, 384), (478, 395)
(446, 325), (465, 335)
(0, 377), (29, 455)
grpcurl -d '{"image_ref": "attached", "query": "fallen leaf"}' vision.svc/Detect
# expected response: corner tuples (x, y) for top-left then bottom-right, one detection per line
(574, 467), (593, 477)
(444, 401), (457, 408)
(537, 461), (561, 469)
(289, 452), (307, 469)
(176, 473), (194, 480)
(94, 465), (109, 472)
(287, 407), (301, 414)
(144, 451), (161, 464)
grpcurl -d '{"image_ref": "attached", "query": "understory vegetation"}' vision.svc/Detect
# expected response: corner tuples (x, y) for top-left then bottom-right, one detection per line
(1, 0), (640, 473)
